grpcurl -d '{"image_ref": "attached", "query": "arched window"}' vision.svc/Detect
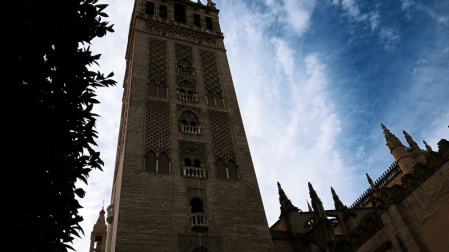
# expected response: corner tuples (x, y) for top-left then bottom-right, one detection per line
(206, 91), (214, 106)
(227, 160), (238, 179)
(177, 59), (193, 75)
(190, 197), (204, 213)
(184, 158), (192, 167)
(193, 159), (201, 167)
(159, 81), (168, 97)
(145, 151), (169, 174)
(215, 92), (224, 107)
(177, 80), (197, 102)
(216, 159), (227, 178)
(179, 111), (200, 134)
(145, 151), (157, 172)
(147, 80), (157, 96)
(158, 152), (169, 174)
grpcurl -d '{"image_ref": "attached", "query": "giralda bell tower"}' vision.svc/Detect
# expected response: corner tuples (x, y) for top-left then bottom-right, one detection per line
(105, 0), (273, 251)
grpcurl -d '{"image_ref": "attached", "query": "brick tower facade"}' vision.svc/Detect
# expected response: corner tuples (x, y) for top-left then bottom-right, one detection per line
(104, 0), (273, 251)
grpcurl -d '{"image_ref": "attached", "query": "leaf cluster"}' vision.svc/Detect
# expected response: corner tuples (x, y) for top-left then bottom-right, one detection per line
(6, 0), (116, 251)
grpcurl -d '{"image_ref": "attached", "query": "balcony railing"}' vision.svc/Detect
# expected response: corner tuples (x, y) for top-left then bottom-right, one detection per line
(180, 124), (201, 134)
(177, 67), (196, 76)
(183, 167), (207, 178)
(189, 212), (209, 232)
(177, 91), (198, 102)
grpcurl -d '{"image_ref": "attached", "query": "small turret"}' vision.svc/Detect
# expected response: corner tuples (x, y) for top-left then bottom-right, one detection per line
(381, 124), (417, 174)
(277, 182), (298, 216)
(308, 182), (327, 219)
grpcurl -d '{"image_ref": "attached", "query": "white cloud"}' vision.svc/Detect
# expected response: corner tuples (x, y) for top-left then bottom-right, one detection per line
(379, 27), (400, 51)
(283, 0), (316, 36)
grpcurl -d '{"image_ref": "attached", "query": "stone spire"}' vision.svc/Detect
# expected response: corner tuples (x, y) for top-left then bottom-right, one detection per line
(403, 130), (426, 164)
(381, 124), (416, 174)
(403, 130), (419, 149)
(331, 187), (346, 210)
(366, 173), (377, 191)
(381, 123), (404, 151)
(277, 182), (298, 216)
(308, 182), (326, 219)
(366, 173), (384, 208)
(423, 140), (433, 152)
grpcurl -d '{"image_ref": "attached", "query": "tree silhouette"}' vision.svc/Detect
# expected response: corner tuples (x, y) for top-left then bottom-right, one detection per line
(6, 0), (116, 251)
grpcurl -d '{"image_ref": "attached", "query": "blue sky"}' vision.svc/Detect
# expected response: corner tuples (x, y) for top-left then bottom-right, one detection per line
(73, 0), (448, 250)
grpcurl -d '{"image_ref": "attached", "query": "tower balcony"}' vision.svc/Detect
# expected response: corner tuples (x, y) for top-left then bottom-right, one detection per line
(183, 166), (207, 178)
(180, 124), (201, 134)
(177, 90), (198, 102)
(189, 212), (209, 232)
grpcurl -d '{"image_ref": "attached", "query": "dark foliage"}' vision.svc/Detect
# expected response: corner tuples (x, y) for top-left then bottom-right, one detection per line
(6, 0), (116, 251)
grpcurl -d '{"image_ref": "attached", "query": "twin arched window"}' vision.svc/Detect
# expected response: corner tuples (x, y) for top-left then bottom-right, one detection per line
(145, 151), (169, 173)
(184, 158), (202, 167)
(147, 80), (168, 97)
(180, 111), (201, 134)
(216, 159), (238, 179)
(206, 91), (224, 107)
(177, 59), (195, 75)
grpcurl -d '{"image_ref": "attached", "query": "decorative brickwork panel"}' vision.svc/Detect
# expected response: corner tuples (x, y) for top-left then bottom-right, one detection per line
(175, 43), (193, 63)
(179, 141), (206, 156)
(146, 21), (217, 47)
(145, 100), (170, 154)
(148, 38), (167, 85)
(200, 50), (222, 94)
(209, 110), (236, 162)
(176, 75), (197, 87)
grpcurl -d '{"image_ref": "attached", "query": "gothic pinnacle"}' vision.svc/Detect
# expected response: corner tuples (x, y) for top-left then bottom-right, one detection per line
(381, 123), (404, 150)
(308, 182), (322, 204)
(423, 140), (433, 151)
(307, 200), (313, 212)
(366, 173), (377, 190)
(277, 182), (297, 214)
(403, 130), (418, 149)
(331, 187), (345, 210)
(381, 123), (392, 137)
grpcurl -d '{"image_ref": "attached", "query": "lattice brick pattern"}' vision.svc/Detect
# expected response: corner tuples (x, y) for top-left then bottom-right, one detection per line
(145, 100), (170, 154)
(148, 39), (167, 84)
(200, 50), (222, 94)
(209, 110), (236, 162)
(175, 43), (193, 63)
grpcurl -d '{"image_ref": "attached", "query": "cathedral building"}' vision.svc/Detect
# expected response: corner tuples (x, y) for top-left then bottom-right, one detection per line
(89, 0), (449, 251)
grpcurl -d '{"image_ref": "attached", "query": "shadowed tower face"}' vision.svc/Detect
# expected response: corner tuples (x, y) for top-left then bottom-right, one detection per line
(105, 0), (273, 251)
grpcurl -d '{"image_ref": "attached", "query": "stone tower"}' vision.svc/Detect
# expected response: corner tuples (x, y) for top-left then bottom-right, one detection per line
(89, 208), (107, 252)
(104, 0), (273, 251)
